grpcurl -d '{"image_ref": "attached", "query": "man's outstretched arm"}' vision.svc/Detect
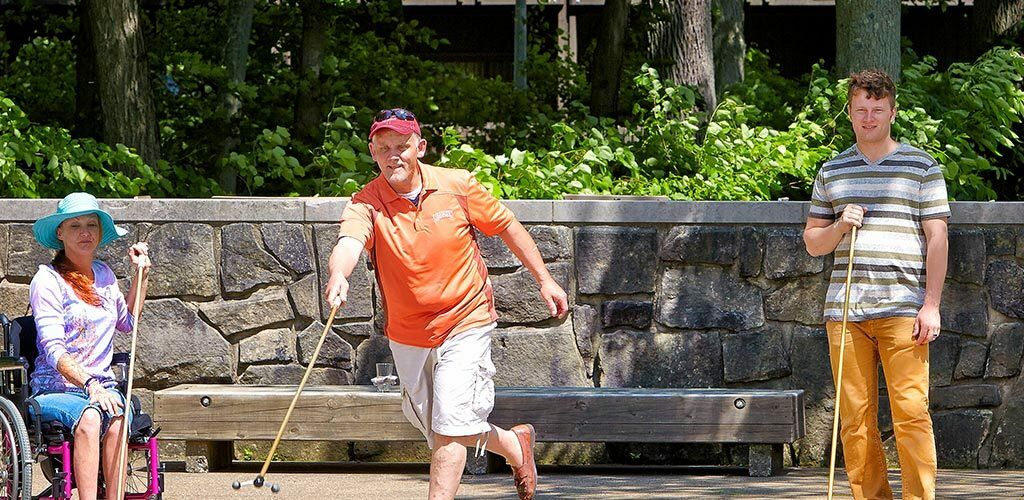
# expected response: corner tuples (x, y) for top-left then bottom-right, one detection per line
(499, 220), (568, 318)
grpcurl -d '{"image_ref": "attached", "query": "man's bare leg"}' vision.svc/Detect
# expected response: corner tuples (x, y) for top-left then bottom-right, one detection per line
(428, 426), (525, 500)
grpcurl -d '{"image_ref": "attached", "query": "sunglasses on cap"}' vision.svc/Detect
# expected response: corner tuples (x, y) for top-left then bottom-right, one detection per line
(374, 108), (416, 122)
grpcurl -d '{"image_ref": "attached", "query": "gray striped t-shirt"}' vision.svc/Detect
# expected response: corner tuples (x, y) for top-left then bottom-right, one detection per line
(809, 143), (951, 322)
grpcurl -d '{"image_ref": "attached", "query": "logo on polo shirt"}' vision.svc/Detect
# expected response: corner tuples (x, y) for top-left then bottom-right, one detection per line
(432, 210), (454, 222)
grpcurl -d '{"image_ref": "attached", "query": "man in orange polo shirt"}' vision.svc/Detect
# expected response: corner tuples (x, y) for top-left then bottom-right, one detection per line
(324, 108), (568, 500)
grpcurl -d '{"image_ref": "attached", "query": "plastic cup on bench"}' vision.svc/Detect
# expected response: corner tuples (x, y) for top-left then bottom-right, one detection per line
(372, 363), (397, 392)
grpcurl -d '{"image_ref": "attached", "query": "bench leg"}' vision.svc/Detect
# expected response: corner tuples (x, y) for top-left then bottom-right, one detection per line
(748, 444), (783, 477)
(464, 451), (503, 475)
(185, 441), (233, 473)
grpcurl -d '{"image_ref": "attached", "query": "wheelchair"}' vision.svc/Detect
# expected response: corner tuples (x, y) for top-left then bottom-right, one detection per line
(0, 313), (164, 500)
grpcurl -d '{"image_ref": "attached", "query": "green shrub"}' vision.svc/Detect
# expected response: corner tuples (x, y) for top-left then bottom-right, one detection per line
(1, 1), (1022, 201)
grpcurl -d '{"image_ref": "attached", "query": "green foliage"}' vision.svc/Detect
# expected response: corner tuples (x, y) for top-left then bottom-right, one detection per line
(0, 37), (75, 125)
(1, 2), (1022, 201)
(726, 48), (807, 129)
(0, 92), (165, 198)
(442, 47), (1024, 201)
(897, 48), (1024, 200)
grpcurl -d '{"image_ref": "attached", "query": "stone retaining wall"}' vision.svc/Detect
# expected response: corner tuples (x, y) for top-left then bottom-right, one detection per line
(2, 199), (1024, 468)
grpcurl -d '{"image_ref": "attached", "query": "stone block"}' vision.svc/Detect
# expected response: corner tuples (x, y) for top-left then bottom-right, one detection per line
(492, 322), (589, 387)
(146, 223), (218, 298)
(985, 227), (1015, 256)
(288, 274), (319, 321)
(986, 323), (1024, 378)
(600, 330), (722, 388)
(7, 224), (52, 282)
(930, 334), (960, 387)
(764, 277), (828, 326)
(573, 304), (599, 378)
(315, 224), (373, 320)
(986, 260), (1024, 319)
(529, 225), (572, 261)
(298, 321), (354, 369)
(722, 326), (791, 383)
(941, 283), (989, 337)
(947, 229), (985, 284)
(239, 328), (294, 364)
(492, 263), (570, 324)
(477, 225), (570, 269)
(738, 227), (763, 277)
(789, 326), (833, 402)
(955, 341), (988, 380)
(476, 230), (519, 269)
(120, 298), (233, 389)
(659, 226), (738, 265)
(334, 322), (376, 339)
(575, 227), (657, 294)
(353, 335), (394, 385)
(95, 223), (139, 278)
(601, 300), (653, 329)
(0, 282), (30, 318)
(262, 222), (314, 275)
(930, 384), (1001, 410)
(659, 266), (764, 331)
(933, 410), (992, 468)
(989, 374), (1024, 467)
(763, 228), (823, 279)
(0, 224), (7, 280)
(220, 223), (289, 294)
(239, 364), (352, 385)
(199, 288), (294, 337)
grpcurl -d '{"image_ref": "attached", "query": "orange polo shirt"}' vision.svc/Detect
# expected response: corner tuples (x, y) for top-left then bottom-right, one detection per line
(337, 163), (515, 348)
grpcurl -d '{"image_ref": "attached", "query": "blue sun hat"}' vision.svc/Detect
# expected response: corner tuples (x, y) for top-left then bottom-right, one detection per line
(32, 193), (128, 250)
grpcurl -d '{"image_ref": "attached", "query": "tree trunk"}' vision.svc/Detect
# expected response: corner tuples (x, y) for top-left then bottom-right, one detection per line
(514, 0), (527, 90)
(649, 0), (717, 110)
(74, 0), (102, 140)
(86, 0), (160, 169)
(835, 0), (900, 81)
(972, 0), (1024, 55)
(712, 0), (744, 98)
(294, 0), (329, 143)
(589, 0), (629, 117)
(218, 0), (256, 193)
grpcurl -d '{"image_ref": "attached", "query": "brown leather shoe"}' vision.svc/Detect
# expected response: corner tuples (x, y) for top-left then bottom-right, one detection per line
(510, 424), (537, 500)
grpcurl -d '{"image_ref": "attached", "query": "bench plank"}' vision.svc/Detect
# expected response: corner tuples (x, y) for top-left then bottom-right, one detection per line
(156, 384), (804, 477)
(155, 385), (804, 443)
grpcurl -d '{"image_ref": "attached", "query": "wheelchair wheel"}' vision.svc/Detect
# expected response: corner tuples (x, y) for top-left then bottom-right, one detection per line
(0, 398), (31, 500)
(124, 445), (161, 499)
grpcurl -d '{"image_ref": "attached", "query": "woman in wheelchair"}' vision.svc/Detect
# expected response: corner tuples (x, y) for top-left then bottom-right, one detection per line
(28, 192), (151, 500)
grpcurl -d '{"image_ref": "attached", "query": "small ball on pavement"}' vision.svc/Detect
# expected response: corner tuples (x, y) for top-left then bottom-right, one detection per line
(231, 481), (241, 490)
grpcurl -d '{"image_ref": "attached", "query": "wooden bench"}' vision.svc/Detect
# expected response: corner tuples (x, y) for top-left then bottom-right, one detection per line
(153, 384), (805, 476)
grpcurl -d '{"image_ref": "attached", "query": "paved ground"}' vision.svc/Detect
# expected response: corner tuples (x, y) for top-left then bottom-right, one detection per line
(32, 464), (1024, 499)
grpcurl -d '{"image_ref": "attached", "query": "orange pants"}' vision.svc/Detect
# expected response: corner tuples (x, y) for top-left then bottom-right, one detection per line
(826, 317), (936, 500)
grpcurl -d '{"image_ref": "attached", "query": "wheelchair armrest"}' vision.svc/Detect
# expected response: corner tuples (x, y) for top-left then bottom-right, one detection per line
(112, 353), (130, 365)
(24, 397), (44, 448)
(0, 314), (10, 356)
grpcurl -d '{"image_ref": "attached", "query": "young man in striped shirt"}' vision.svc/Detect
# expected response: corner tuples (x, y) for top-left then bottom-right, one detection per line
(803, 69), (950, 500)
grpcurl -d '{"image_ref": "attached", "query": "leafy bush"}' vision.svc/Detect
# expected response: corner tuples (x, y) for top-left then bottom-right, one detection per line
(0, 92), (164, 198)
(0, 37), (75, 126)
(441, 47), (1024, 201)
(1, 1), (1022, 201)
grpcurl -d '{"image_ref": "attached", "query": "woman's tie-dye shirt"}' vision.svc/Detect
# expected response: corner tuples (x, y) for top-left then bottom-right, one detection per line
(28, 262), (134, 393)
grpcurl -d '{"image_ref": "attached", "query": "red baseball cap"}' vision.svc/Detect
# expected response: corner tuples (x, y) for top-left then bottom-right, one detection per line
(369, 108), (421, 139)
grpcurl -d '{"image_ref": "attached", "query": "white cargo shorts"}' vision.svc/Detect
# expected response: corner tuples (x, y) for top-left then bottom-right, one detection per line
(389, 322), (496, 449)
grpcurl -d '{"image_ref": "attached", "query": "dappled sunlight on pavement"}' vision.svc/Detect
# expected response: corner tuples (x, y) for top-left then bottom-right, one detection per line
(44, 466), (1021, 499)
